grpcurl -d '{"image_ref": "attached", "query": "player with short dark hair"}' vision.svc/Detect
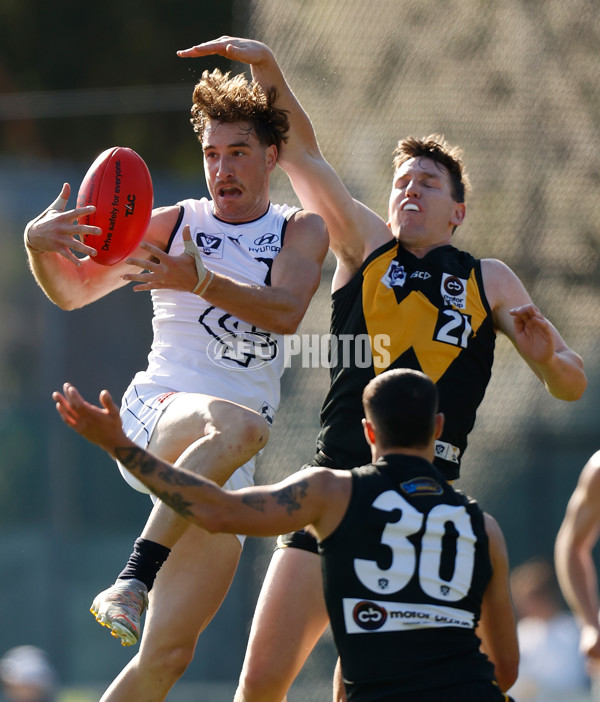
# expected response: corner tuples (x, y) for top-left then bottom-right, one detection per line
(24, 67), (328, 701)
(53, 368), (520, 702)
(362, 362), (438, 448)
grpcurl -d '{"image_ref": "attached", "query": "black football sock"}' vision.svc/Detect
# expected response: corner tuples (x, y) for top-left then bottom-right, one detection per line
(117, 537), (171, 592)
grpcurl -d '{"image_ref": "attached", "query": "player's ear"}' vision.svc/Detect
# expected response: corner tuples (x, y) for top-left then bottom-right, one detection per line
(265, 144), (278, 172)
(362, 418), (376, 446)
(450, 202), (465, 228)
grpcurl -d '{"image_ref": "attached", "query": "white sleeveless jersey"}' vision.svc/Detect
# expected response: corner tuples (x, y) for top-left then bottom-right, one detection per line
(132, 198), (299, 422)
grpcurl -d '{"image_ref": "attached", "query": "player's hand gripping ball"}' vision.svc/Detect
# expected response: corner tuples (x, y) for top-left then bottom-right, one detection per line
(76, 147), (153, 265)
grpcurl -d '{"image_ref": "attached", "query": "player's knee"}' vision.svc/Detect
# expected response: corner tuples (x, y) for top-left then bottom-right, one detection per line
(241, 410), (270, 451)
(220, 406), (270, 454)
(145, 642), (195, 682)
(237, 663), (286, 702)
(210, 402), (270, 450)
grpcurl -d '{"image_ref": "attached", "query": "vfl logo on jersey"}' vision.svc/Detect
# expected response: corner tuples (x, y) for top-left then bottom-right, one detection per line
(249, 232), (280, 254)
(441, 273), (467, 309)
(195, 231), (224, 258)
(400, 477), (443, 496)
(352, 601), (388, 631)
(201, 307), (279, 370)
(381, 261), (406, 289)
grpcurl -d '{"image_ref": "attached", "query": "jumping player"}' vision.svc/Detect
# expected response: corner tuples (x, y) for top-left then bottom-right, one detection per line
(53, 369), (520, 702)
(177, 38), (586, 701)
(24, 68), (327, 701)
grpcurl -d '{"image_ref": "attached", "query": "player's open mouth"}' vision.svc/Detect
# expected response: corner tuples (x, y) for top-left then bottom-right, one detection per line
(402, 203), (420, 212)
(219, 187), (243, 198)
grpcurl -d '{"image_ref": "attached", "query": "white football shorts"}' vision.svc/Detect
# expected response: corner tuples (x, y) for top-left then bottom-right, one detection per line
(118, 382), (256, 546)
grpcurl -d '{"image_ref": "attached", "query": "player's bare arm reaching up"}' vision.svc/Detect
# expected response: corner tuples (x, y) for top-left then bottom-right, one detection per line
(178, 38), (390, 284)
(178, 37), (586, 401)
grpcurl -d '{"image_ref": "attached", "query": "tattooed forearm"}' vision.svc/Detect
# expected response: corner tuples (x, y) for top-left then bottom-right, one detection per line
(152, 491), (195, 519)
(273, 480), (309, 516)
(158, 466), (205, 488)
(115, 446), (202, 520)
(115, 446), (159, 477)
(241, 494), (267, 512)
(115, 446), (206, 487)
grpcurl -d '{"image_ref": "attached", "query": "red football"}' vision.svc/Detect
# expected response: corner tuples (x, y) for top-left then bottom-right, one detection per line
(76, 146), (153, 266)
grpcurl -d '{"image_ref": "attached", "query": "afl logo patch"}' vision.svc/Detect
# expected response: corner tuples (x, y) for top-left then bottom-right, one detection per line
(441, 273), (467, 309)
(353, 601), (388, 631)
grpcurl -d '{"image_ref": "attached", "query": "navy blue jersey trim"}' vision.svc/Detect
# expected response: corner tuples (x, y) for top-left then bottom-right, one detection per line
(165, 205), (185, 254)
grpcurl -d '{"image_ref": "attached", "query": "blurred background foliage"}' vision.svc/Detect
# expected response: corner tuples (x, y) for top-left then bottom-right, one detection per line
(0, 0), (237, 171)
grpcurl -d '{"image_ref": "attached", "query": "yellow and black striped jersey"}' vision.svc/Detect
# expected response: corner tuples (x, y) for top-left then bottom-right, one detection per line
(317, 239), (496, 481)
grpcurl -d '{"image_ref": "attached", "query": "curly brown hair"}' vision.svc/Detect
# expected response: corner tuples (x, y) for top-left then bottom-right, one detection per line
(190, 68), (289, 151)
(392, 134), (471, 203)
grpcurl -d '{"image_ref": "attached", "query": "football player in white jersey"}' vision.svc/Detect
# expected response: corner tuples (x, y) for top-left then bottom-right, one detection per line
(24, 68), (328, 702)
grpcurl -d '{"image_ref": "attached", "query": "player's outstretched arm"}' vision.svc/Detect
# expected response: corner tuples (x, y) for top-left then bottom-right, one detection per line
(25, 183), (101, 263)
(25, 188), (178, 311)
(482, 258), (586, 401)
(177, 37), (391, 275)
(177, 37), (318, 168)
(24, 184), (110, 308)
(53, 383), (131, 456)
(476, 513), (519, 692)
(124, 210), (327, 335)
(53, 383), (350, 538)
(555, 451), (600, 661)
